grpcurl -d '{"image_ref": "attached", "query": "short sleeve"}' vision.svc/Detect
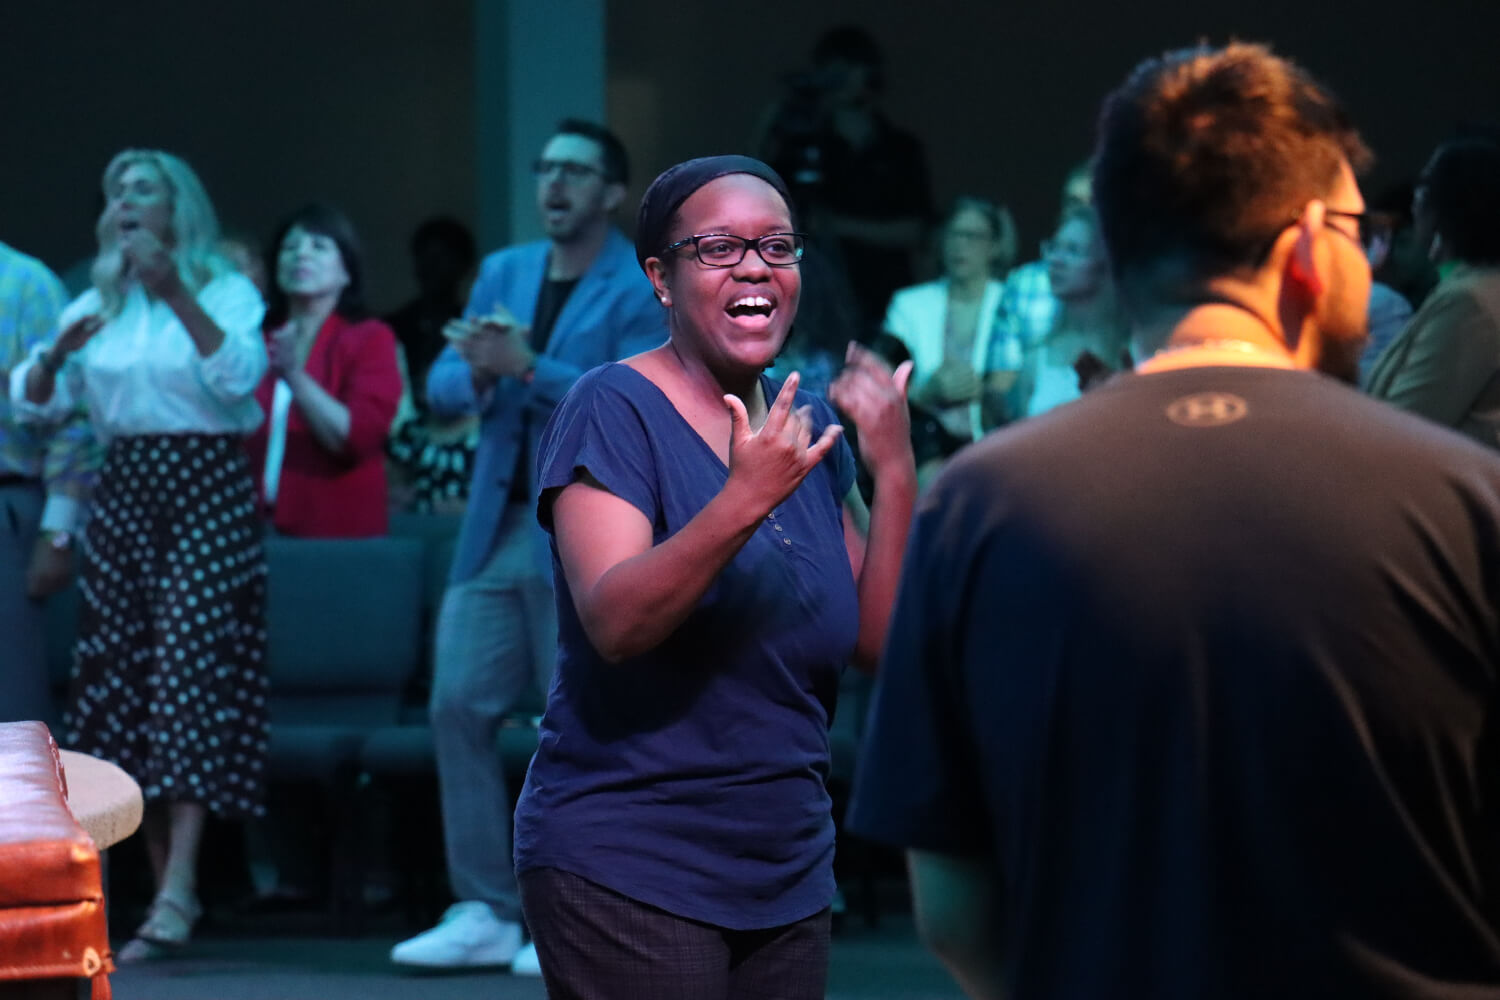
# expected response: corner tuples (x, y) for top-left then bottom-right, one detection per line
(536, 366), (661, 532)
(846, 488), (991, 854)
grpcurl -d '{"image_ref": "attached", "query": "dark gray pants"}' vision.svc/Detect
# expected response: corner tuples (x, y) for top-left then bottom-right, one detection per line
(0, 482), (51, 724)
(520, 866), (831, 1000)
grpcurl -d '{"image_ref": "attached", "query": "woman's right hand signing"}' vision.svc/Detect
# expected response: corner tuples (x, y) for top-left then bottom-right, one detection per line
(722, 371), (844, 518)
(830, 343), (916, 482)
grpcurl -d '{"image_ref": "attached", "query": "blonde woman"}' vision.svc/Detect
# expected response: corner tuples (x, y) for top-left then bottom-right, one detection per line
(1017, 205), (1131, 417)
(882, 197), (1018, 443)
(11, 149), (269, 961)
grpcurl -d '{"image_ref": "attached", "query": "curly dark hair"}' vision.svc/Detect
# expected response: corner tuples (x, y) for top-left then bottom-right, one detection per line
(1093, 42), (1371, 305)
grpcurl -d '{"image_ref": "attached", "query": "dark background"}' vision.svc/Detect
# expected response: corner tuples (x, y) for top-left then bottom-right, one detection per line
(5, 0), (1498, 312)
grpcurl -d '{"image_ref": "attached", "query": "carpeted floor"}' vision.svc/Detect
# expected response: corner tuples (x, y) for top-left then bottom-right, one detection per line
(107, 913), (963, 1000)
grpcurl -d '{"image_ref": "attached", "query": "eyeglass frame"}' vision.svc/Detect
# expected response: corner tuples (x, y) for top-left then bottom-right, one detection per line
(1322, 207), (1390, 249)
(662, 232), (808, 268)
(531, 159), (606, 183)
(1251, 204), (1389, 265)
(1040, 236), (1096, 262)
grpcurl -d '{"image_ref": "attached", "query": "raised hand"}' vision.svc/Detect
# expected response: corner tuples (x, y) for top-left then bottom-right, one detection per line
(722, 371), (843, 518)
(829, 343), (916, 480)
(50, 314), (105, 361)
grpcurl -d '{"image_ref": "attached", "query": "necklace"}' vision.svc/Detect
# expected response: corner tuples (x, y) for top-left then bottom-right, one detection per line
(1151, 338), (1278, 358)
(1138, 337), (1293, 374)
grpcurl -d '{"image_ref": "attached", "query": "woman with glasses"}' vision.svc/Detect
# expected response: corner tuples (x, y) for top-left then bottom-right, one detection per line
(1016, 204), (1130, 417)
(883, 197), (1018, 441)
(512, 155), (916, 998)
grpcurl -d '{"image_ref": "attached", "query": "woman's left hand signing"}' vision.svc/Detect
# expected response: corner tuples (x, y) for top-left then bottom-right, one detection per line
(829, 343), (916, 481)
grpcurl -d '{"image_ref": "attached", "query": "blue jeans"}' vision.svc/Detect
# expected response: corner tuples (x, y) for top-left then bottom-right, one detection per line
(429, 502), (557, 922)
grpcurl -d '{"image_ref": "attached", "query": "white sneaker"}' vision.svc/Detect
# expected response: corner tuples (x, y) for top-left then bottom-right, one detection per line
(510, 940), (542, 977)
(390, 901), (523, 969)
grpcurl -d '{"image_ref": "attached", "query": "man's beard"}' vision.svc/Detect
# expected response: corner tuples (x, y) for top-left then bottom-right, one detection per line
(1314, 329), (1368, 385)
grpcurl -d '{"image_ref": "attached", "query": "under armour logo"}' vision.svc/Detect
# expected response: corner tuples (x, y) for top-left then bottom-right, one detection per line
(1166, 392), (1248, 427)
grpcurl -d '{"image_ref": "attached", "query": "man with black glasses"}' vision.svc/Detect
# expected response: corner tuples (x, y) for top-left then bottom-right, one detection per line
(850, 43), (1500, 998)
(392, 119), (663, 974)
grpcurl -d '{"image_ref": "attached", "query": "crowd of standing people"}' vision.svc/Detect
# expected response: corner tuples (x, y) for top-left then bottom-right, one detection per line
(2, 19), (1500, 1000)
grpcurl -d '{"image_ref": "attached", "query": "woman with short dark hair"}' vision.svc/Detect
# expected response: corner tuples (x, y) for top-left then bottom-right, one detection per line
(245, 203), (402, 536)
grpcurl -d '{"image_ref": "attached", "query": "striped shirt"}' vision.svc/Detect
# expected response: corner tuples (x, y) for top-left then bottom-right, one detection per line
(0, 242), (99, 530)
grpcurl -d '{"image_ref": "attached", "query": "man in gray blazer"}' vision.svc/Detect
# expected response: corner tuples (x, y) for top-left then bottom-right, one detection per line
(392, 120), (664, 972)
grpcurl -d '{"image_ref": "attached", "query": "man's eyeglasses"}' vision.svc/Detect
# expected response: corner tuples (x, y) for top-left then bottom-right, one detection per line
(1323, 207), (1395, 251)
(664, 233), (807, 267)
(532, 159), (603, 182)
(1040, 237), (1094, 262)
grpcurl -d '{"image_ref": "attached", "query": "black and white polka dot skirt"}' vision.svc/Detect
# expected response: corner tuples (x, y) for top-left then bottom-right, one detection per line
(66, 433), (269, 820)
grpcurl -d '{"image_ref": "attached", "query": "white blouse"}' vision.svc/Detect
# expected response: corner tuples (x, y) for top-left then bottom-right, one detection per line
(10, 272), (268, 438)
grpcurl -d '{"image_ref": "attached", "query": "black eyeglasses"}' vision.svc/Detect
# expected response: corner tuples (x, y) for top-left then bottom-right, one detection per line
(532, 159), (603, 182)
(1324, 208), (1390, 248)
(663, 233), (806, 267)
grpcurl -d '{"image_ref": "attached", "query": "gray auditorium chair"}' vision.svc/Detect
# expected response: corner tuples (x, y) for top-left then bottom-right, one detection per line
(263, 535), (425, 931)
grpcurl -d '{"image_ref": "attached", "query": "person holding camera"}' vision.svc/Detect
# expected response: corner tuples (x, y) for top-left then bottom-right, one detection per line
(759, 25), (933, 333)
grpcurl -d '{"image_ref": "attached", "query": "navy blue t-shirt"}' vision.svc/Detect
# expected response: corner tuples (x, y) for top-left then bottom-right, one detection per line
(850, 365), (1500, 997)
(515, 362), (858, 929)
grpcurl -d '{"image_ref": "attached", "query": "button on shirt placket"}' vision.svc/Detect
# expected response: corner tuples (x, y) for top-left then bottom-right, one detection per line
(766, 509), (792, 549)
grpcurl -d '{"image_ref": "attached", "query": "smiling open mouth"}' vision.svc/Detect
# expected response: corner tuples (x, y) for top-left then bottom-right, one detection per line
(726, 295), (773, 318)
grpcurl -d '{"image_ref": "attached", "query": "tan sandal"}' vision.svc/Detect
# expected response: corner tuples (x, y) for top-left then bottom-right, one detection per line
(115, 937), (166, 964)
(134, 891), (202, 947)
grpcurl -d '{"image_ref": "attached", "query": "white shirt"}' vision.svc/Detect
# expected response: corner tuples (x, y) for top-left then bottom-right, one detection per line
(262, 379), (294, 505)
(10, 272), (268, 438)
(883, 278), (1005, 441)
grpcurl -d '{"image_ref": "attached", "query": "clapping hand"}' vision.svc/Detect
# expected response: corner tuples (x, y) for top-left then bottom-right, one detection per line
(267, 325), (303, 378)
(446, 308), (536, 380)
(722, 371), (844, 518)
(829, 343), (915, 480)
(927, 358), (981, 405)
(121, 228), (182, 298)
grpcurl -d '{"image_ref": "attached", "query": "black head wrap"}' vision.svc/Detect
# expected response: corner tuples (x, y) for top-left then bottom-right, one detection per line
(634, 155), (794, 271)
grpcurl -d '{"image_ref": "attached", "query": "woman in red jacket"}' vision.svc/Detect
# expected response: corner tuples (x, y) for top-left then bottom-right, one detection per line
(246, 203), (402, 537)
